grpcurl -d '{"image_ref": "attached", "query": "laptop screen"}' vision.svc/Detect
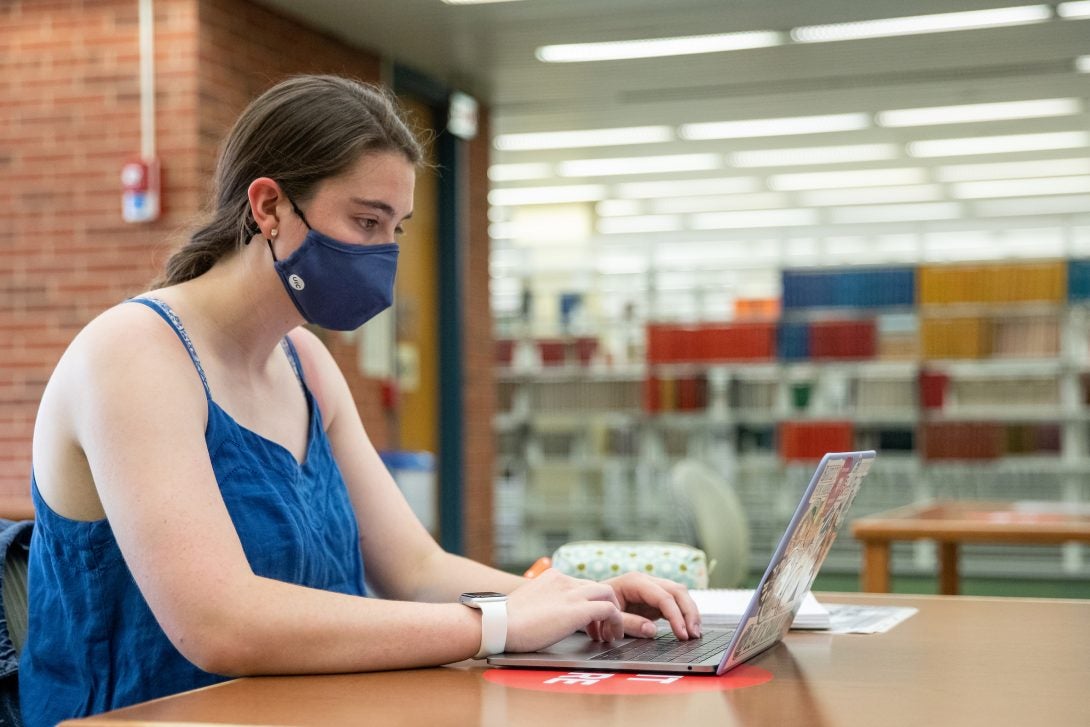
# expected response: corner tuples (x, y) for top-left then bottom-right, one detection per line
(722, 451), (875, 670)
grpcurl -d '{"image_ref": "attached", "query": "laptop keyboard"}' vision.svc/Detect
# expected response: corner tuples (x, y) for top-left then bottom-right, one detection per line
(589, 629), (735, 664)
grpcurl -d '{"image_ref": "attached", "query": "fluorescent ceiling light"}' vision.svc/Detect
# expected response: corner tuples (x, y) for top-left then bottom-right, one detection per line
(922, 233), (1000, 262)
(595, 254), (649, 276)
(769, 167), (927, 190)
(1078, 55), (1090, 73)
(655, 243), (761, 267)
(488, 163), (552, 181)
(510, 205), (593, 244)
(974, 194), (1090, 216)
(877, 98), (1081, 127)
(690, 209), (818, 229)
(488, 184), (606, 206)
(614, 177), (759, 198)
(494, 125), (672, 151)
(791, 5), (1052, 43)
(1057, 1), (1090, 18)
(680, 113), (869, 140)
(442, 0), (527, 4)
(729, 143), (898, 167)
(951, 175), (1090, 198)
(558, 153), (720, 177)
(800, 184), (943, 206)
(908, 131), (1090, 157)
(596, 200), (644, 217)
(828, 202), (962, 224)
(536, 31), (782, 63)
(825, 237), (870, 255)
(651, 192), (789, 214)
(598, 215), (682, 234)
(656, 246), (779, 271)
(936, 158), (1090, 182)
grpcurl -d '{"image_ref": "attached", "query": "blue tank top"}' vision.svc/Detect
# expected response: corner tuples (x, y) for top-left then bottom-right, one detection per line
(19, 297), (366, 726)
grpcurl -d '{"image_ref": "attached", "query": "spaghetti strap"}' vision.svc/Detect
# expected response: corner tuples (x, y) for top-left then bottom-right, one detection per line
(127, 296), (212, 399)
(281, 335), (307, 387)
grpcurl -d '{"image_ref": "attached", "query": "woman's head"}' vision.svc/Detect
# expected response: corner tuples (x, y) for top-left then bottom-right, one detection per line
(156, 75), (423, 287)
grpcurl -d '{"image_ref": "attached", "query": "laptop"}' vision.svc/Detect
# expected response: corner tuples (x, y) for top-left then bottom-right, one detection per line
(488, 450), (876, 676)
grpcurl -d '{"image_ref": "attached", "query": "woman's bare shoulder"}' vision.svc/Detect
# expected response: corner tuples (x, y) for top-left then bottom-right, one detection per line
(33, 300), (210, 519)
(52, 299), (208, 406)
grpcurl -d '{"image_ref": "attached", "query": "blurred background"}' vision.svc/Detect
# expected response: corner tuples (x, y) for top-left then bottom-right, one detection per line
(2, 0), (1089, 596)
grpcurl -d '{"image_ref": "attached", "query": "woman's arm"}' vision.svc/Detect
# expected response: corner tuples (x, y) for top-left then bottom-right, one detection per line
(289, 329), (702, 643)
(286, 328), (525, 603)
(63, 309), (626, 677)
(65, 309), (495, 675)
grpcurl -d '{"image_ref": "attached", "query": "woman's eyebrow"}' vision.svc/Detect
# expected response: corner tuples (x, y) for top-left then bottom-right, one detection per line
(350, 197), (413, 221)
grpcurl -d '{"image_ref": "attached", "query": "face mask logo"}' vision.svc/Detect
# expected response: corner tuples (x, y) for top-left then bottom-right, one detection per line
(267, 195), (399, 331)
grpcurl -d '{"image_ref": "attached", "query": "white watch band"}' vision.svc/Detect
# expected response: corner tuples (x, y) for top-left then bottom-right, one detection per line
(468, 599), (507, 659)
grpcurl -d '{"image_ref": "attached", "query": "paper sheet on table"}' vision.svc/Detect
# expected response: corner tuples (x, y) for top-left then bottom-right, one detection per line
(689, 589), (830, 629)
(824, 603), (918, 634)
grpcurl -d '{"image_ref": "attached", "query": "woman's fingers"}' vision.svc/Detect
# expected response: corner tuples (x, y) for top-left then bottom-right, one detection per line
(506, 568), (708, 652)
(505, 569), (626, 651)
(622, 612), (659, 638)
(607, 573), (702, 639)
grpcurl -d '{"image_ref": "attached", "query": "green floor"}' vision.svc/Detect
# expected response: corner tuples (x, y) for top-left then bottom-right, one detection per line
(740, 571), (1090, 599)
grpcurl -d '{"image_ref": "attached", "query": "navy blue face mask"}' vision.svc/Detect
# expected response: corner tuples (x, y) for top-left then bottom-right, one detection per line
(266, 197), (399, 331)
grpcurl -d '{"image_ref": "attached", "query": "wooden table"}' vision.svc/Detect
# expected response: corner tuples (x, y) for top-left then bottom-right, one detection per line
(852, 500), (1090, 595)
(61, 593), (1090, 727)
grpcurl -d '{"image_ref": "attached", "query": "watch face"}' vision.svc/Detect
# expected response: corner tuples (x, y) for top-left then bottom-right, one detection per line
(460, 591), (507, 603)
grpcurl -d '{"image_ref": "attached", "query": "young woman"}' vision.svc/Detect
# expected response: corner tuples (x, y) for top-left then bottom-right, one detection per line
(18, 75), (700, 725)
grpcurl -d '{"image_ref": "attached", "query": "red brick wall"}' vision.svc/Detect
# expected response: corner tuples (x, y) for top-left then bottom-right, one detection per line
(0, 0), (201, 499)
(0, 0), (495, 561)
(462, 111), (497, 564)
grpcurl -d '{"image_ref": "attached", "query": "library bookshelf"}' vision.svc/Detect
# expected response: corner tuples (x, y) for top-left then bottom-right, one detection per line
(493, 260), (1090, 583)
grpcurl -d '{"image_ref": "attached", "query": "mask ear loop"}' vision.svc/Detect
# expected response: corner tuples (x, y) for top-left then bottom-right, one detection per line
(251, 191), (309, 260)
(240, 215), (281, 261)
(266, 195), (312, 263)
(266, 227), (280, 262)
(243, 217), (260, 245)
(285, 195), (312, 231)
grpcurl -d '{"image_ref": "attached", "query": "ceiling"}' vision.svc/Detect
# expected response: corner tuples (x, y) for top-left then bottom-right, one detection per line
(255, 0), (1090, 311)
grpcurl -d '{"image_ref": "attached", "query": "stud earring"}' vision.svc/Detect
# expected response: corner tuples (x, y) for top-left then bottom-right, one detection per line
(270, 228), (278, 238)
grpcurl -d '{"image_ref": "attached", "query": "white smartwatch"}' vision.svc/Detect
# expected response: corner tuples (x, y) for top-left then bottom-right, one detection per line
(459, 591), (508, 659)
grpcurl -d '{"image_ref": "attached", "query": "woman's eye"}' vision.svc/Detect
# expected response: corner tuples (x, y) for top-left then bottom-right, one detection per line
(359, 218), (379, 230)
(395, 226), (405, 236)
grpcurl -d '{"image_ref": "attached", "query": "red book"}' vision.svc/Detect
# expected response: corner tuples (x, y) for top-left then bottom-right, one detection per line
(646, 325), (670, 364)
(676, 376), (700, 411)
(495, 339), (514, 366)
(920, 422), (1004, 460)
(643, 375), (661, 413)
(703, 323), (776, 361)
(810, 320), (877, 359)
(779, 421), (854, 461)
(918, 370), (949, 410)
(537, 339), (566, 366)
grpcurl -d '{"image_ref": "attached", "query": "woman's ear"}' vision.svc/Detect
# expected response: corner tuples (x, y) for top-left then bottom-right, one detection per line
(247, 177), (282, 241)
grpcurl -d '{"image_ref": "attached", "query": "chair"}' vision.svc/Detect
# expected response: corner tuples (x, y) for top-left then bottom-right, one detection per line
(668, 459), (750, 589)
(3, 530), (29, 657)
(0, 519), (32, 727)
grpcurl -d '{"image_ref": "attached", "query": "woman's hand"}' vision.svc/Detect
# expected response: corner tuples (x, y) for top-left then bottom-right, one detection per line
(503, 569), (703, 654)
(602, 571), (702, 640)
(503, 568), (625, 652)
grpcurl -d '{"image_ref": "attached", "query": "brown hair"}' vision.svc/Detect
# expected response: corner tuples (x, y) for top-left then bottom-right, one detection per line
(154, 75), (424, 288)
